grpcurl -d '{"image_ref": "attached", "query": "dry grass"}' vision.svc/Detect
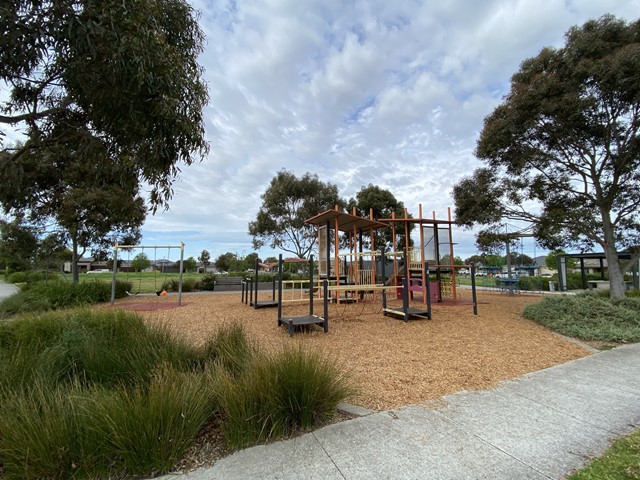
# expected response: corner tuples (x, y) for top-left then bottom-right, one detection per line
(105, 290), (589, 411)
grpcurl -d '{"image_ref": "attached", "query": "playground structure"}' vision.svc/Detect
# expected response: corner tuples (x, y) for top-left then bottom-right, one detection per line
(306, 205), (474, 309)
(242, 257), (314, 307)
(380, 205), (462, 305)
(252, 204), (479, 327)
(381, 247), (432, 321)
(110, 243), (185, 305)
(305, 207), (396, 305)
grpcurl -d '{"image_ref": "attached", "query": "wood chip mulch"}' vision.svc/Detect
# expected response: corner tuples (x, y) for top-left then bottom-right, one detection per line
(107, 290), (590, 411)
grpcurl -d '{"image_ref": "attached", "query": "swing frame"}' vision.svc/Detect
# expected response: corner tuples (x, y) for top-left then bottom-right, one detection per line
(110, 243), (185, 305)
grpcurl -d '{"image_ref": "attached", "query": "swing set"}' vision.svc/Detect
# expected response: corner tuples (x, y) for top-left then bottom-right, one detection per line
(109, 243), (186, 306)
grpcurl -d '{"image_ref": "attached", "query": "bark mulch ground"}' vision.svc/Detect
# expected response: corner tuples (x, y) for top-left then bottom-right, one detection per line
(109, 289), (589, 411)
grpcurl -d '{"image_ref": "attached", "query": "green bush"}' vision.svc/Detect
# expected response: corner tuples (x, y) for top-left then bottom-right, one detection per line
(0, 280), (131, 317)
(216, 344), (354, 448)
(0, 310), (219, 478)
(5, 270), (45, 284)
(0, 369), (217, 479)
(162, 278), (197, 292)
(197, 273), (216, 291)
(523, 294), (640, 342)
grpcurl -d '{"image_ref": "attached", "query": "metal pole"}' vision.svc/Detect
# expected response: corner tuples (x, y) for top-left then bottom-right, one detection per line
(178, 243), (184, 305)
(277, 254), (283, 323)
(425, 261), (432, 320)
(471, 263), (478, 316)
(254, 258), (259, 308)
(323, 280), (329, 332)
(403, 247), (409, 322)
(309, 255), (314, 316)
(110, 244), (119, 305)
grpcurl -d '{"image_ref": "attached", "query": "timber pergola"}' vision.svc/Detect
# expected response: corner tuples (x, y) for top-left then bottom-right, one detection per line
(557, 252), (640, 291)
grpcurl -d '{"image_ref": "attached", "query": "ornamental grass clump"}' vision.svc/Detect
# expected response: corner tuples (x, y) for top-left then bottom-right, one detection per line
(90, 366), (217, 475)
(203, 322), (255, 377)
(0, 310), (219, 479)
(0, 309), (202, 390)
(0, 381), (110, 480)
(216, 344), (354, 449)
(0, 313), (352, 476)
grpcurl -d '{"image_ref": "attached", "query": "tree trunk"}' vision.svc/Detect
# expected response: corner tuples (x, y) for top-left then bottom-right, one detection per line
(605, 249), (627, 298)
(71, 234), (79, 284)
(601, 230), (626, 299)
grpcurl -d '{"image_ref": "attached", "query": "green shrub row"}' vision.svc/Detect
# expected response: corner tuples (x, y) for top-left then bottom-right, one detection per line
(5, 270), (58, 284)
(0, 280), (132, 318)
(523, 293), (640, 342)
(0, 312), (354, 478)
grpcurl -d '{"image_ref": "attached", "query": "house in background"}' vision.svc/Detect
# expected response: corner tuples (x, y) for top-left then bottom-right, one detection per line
(63, 257), (108, 273)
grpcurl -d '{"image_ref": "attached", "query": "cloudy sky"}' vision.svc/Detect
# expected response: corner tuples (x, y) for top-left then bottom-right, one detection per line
(136, 0), (636, 263)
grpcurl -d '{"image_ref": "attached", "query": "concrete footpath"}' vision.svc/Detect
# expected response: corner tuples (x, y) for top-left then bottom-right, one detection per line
(0, 281), (19, 301)
(159, 343), (640, 480)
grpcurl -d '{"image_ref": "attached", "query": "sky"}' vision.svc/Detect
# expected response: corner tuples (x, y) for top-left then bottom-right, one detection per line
(5, 0), (638, 265)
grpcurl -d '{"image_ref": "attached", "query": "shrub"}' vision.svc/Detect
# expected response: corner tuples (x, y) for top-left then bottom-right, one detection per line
(114, 279), (132, 298)
(162, 278), (197, 292)
(0, 290), (53, 318)
(198, 273), (216, 291)
(0, 369), (217, 479)
(0, 311), (220, 479)
(523, 294), (640, 342)
(5, 270), (46, 284)
(0, 280), (131, 317)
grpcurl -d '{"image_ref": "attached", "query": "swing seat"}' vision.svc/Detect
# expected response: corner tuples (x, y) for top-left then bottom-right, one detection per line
(126, 291), (141, 296)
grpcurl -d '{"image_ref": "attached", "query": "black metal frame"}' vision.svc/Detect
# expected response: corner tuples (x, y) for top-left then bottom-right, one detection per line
(277, 254), (329, 337)
(381, 247), (432, 322)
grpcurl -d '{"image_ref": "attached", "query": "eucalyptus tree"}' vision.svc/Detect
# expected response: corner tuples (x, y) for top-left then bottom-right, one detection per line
(0, 0), (209, 281)
(454, 15), (640, 297)
(249, 170), (343, 259)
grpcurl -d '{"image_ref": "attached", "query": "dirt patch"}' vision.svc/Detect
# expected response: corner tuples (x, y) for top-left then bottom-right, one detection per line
(106, 290), (590, 411)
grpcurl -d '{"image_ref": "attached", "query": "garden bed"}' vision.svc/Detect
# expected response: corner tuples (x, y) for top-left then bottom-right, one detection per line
(108, 290), (590, 411)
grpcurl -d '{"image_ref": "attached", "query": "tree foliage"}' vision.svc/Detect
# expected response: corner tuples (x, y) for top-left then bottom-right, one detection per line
(0, 135), (147, 282)
(0, 0), (208, 282)
(198, 250), (211, 271)
(131, 253), (151, 272)
(0, 218), (39, 272)
(183, 256), (197, 272)
(545, 249), (577, 270)
(347, 184), (410, 250)
(453, 15), (640, 297)
(249, 170), (343, 258)
(0, 0), (209, 210)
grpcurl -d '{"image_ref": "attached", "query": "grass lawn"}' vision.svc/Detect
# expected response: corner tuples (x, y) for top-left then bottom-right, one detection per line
(567, 429), (640, 479)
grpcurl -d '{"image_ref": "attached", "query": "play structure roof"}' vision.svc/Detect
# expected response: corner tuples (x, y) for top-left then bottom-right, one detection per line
(379, 216), (454, 225)
(306, 209), (388, 232)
